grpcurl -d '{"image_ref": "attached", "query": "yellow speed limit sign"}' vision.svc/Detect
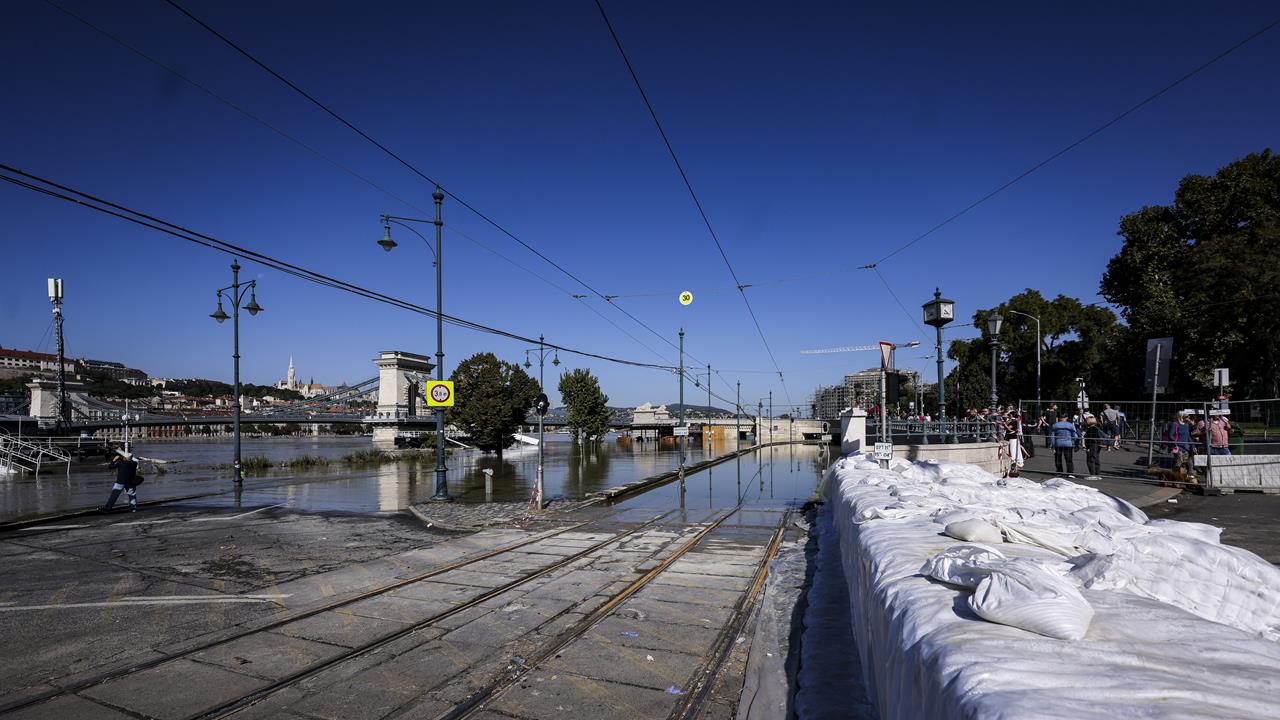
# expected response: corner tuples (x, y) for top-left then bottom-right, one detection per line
(679, 290), (693, 306)
(426, 380), (455, 407)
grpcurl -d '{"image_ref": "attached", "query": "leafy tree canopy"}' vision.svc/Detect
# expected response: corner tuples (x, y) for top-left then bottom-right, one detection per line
(449, 352), (539, 453)
(945, 289), (1120, 412)
(1100, 149), (1280, 399)
(557, 368), (611, 441)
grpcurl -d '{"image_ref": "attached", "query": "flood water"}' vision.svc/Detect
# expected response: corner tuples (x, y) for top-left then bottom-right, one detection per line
(2, 434), (834, 520)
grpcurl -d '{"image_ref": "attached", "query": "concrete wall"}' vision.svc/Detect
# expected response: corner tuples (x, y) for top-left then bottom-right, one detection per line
(894, 442), (1003, 474)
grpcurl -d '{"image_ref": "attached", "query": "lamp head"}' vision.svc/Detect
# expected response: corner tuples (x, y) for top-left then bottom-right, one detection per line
(988, 312), (1004, 335)
(552, 352), (560, 367)
(244, 290), (263, 316)
(211, 295), (228, 323)
(377, 221), (397, 252)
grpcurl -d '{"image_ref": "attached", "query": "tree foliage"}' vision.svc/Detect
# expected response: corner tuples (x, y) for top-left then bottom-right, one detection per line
(557, 368), (611, 441)
(1100, 149), (1280, 399)
(449, 352), (539, 453)
(945, 289), (1120, 411)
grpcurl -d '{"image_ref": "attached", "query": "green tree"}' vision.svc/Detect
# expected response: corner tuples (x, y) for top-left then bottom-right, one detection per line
(557, 368), (611, 442)
(945, 289), (1120, 412)
(449, 352), (539, 453)
(1100, 149), (1280, 400)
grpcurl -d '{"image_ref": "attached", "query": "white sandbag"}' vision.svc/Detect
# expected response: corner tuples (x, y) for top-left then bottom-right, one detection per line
(969, 560), (1095, 640)
(1145, 518), (1222, 545)
(944, 518), (1003, 544)
(921, 544), (1006, 588)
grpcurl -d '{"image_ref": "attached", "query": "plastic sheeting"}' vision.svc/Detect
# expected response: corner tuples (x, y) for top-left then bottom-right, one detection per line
(825, 453), (1280, 719)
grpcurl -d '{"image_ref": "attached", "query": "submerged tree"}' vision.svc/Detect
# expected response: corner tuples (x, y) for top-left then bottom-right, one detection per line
(558, 368), (611, 442)
(449, 352), (539, 453)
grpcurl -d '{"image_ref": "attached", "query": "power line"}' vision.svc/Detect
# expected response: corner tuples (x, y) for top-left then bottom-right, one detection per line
(0, 164), (678, 372)
(592, 0), (790, 405)
(43, 0), (681, 368)
(872, 16), (1280, 266)
(160, 0), (687, 365)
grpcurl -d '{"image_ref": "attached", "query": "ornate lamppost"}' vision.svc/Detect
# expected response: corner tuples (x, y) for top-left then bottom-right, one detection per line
(210, 259), (263, 483)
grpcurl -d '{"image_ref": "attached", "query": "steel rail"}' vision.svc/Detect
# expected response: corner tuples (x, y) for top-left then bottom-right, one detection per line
(0, 507), (675, 717)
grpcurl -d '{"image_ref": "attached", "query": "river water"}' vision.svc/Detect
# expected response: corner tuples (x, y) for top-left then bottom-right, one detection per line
(2, 434), (834, 521)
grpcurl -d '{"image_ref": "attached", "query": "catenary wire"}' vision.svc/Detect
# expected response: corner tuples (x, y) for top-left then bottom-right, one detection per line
(0, 165), (678, 372)
(42, 0), (681, 366)
(592, 0), (790, 406)
(160, 0), (690, 365)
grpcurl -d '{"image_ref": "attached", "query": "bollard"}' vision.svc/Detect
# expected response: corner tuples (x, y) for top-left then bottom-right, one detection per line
(483, 468), (494, 501)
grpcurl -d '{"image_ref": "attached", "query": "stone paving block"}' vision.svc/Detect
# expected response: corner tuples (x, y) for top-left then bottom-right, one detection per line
(543, 637), (702, 692)
(441, 602), (559, 648)
(667, 556), (761, 578)
(3, 694), (136, 720)
(212, 686), (309, 720)
(81, 659), (268, 720)
(287, 632), (436, 696)
(589, 614), (720, 656)
(432, 568), (524, 588)
(651, 570), (753, 593)
(389, 579), (490, 605)
(339, 594), (454, 624)
(294, 639), (495, 720)
(615, 596), (736, 629)
(272, 609), (420, 648)
(487, 668), (680, 720)
(189, 632), (346, 680)
(638, 582), (743, 609)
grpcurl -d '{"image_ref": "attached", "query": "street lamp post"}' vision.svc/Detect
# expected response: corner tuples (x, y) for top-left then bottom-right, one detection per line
(523, 336), (559, 509)
(987, 312), (1004, 416)
(377, 187), (451, 501)
(693, 365), (712, 447)
(922, 289), (956, 433)
(1005, 309), (1042, 419)
(210, 259), (263, 484)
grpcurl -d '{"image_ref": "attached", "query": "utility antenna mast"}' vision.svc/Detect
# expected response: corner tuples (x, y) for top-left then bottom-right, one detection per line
(48, 278), (69, 428)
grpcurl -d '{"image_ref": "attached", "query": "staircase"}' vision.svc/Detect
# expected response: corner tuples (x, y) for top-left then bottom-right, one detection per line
(0, 432), (72, 476)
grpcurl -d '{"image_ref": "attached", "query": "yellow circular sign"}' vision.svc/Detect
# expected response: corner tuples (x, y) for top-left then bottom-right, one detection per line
(679, 291), (693, 306)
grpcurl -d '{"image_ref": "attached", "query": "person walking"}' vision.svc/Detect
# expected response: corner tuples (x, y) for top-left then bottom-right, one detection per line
(1040, 403), (1058, 448)
(1101, 404), (1121, 450)
(1209, 414), (1233, 456)
(100, 448), (142, 513)
(1004, 405), (1026, 475)
(1165, 412), (1192, 473)
(1082, 413), (1105, 479)
(1051, 414), (1080, 476)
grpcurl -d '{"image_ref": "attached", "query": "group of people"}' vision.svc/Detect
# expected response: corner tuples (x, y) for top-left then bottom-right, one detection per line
(1162, 410), (1234, 473)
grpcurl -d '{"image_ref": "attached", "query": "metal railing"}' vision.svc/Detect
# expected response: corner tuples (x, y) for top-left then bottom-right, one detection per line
(866, 418), (1002, 445)
(0, 430), (72, 477)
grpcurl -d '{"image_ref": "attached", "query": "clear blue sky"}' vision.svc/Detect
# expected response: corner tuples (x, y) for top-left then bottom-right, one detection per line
(2, 1), (1276, 411)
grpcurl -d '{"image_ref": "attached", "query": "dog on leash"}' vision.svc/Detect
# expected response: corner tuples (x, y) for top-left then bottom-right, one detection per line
(1145, 465), (1198, 487)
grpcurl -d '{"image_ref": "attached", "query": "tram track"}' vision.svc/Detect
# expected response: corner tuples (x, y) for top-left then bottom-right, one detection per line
(0, 506), (680, 717)
(428, 507), (793, 720)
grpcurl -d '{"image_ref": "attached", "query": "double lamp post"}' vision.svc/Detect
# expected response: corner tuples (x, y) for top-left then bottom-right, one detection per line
(377, 187), (452, 501)
(210, 259), (263, 483)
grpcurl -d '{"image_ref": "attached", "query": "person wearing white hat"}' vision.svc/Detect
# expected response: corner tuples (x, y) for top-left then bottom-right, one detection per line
(101, 448), (142, 512)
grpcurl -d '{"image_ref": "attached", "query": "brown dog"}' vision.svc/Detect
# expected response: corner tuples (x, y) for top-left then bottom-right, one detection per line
(1145, 465), (1198, 487)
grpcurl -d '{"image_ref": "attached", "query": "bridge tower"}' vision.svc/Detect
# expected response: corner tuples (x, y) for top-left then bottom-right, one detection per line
(370, 350), (435, 449)
(26, 378), (87, 429)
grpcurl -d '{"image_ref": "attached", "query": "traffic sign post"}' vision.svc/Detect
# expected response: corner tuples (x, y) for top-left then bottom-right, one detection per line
(426, 380), (455, 407)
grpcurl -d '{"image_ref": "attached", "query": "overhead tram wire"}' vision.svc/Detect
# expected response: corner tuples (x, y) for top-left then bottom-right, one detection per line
(43, 0), (677, 366)
(160, 0), (687, 364)
(592, 0), (792, 409)
(0, 164), (676, 373)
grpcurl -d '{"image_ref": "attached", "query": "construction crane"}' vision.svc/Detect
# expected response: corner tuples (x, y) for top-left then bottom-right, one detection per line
(800, 341), (920, 356)
(799, 343), (879, 355)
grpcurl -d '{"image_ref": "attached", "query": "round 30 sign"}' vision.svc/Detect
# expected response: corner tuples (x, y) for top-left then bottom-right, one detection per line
(426, 380), (455, 407)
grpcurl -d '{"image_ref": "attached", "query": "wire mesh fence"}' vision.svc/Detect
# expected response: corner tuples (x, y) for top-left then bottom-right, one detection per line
(1016, 398), (1280, 492)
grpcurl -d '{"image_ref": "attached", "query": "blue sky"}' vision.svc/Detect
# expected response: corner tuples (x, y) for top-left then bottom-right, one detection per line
(2, 1), (1277, 410)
